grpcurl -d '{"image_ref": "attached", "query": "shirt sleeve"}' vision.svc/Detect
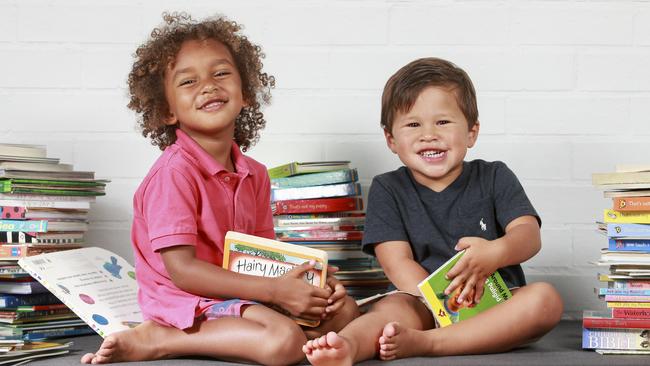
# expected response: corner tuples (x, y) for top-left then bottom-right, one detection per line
(143, 166), (200, 251)
(492, 161), (541, 229)
(253, 169), (275, 240)
(361, 178), (409, 256)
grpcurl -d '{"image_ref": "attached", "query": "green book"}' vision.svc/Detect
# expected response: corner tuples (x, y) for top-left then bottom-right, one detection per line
(267, 161), (350, 179)
(417, 250), (511, 327)
(271, 168), (358, 189)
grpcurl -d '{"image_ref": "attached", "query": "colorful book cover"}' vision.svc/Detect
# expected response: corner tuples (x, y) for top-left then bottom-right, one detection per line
(271, 182), (361, 202)
(583, 310), (650, 329)
(0, 220), (47, 233)
(607, 223), (650, 237)
(271, 197), (363, 215)
(608, 238), (650, 251)
(417, 251), (511, 327)
(582, 327), (650, 350)
(598, 288), (650, 296)
(607, 302), (650, 308)
(613, 308), (650, 319)
(222, 231), (328, 327)
(267, 161), (350, 179)
(18, 247), (143, 338)
(271, 168), (358, 189)
(604, 209), (650, 224)
(613, 197), (650, 212)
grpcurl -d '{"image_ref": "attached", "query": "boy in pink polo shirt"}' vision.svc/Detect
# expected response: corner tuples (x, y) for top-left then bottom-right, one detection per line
(81, 12), (359, 365)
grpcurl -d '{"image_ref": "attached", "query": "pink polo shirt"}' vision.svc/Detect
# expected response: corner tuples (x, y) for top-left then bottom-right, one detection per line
(131, 129), (275, 330)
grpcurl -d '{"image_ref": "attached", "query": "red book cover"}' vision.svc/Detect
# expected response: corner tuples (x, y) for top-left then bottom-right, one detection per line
(1, 206), (26, 219)
(612, 308), (650, 319)
(613, 197), (650, 212)
(583, 315), (650, 329)
(271, 197), (363, 215)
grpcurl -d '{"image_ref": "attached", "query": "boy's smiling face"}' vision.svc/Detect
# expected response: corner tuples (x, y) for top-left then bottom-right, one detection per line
(385, 86), (479, 192)
(163, 38), (246, 144)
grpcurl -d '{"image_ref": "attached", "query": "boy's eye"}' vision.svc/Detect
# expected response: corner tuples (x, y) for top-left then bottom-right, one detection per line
(214, 71), (231, 77)
(406, 122), (420, 127)
(178, 79), (195, 87)
(437, 120), (451, 125)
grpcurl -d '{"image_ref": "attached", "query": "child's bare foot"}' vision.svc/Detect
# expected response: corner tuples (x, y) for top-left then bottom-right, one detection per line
(379, 322), (429, 360)
(302, 331), (354, 366)
(80, 321), (172, 364)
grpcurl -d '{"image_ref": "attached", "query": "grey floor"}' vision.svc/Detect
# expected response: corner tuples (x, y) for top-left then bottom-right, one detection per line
(29, 321), (649, 365)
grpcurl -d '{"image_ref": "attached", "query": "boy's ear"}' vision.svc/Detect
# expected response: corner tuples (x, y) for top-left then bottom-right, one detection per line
(383, 129), (398, 154)
(467, 120), (480, 148)
(163, 112), (178, 126)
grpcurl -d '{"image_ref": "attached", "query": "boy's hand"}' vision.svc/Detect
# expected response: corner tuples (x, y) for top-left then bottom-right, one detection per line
(322, 265), (347, 320)
(272, 261), (330, 320)
(444, 237), (502, 305)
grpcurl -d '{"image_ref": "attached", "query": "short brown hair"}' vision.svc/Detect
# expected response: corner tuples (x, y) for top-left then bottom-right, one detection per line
(380, 57), (478, 133)
(127, 12), (275, 151)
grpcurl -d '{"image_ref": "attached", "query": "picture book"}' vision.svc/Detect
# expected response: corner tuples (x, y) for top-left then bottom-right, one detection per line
(607, 223), (650, 238)
(271, 169), (358, 189)
(582, 327), (650, 350)
(605, 189), (650, 198)
(593, 171), (650, 186)
(613, 197), (650, 212)
(604, 209), (650, 224)
(222, 231), (328, 327)
(583, 310), (650, 329)
(608, 238), (650, 252)
(271, 182), (361, 202)
(613, 308), (650, 319)
(17, 247), (143, 338)
(417, 250), (511, 327)
(268, 161), (350, 179)
(271, 197), (363, 215)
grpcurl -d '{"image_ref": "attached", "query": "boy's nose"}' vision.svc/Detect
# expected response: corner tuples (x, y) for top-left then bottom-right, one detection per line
(201, 81), (219, 94)
(420, 128), (439, 141)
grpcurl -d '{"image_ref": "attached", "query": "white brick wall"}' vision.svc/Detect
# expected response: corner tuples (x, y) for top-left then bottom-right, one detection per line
(2, 0), (647, 318)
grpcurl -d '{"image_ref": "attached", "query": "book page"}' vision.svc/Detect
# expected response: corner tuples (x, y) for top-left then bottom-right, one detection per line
(18, 247), (142, 337)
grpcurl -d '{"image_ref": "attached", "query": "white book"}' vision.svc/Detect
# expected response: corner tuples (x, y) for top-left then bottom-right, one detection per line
(0, 199), (91, 210)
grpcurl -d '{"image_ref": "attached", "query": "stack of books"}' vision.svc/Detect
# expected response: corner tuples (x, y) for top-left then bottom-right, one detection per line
(268, 161), (389, 300)
(0, 143), (105, 341)
(0, 340), (72, 364)
(582, 165), (650, 354)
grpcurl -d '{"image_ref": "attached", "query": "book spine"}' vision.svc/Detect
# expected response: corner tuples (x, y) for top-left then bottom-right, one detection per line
(612, 280), (650, 289)
(0, 206), (26, 219)
(0, 220), (47, 233)
(276, 231), (363, 242)
(271, 197), (363, 215)
(607, 302), (650, 308)
(608, 238), (650, 251)
(613, 197), (650, 212)
(271, 182), (361, 202)
(599, 288), (650, 296)
(583, 317), (650, 329)
(22, 326), (95, 341)
(0, 232), (37, 245)
(0, 292), (62, 308)
(604, 209), (650, 224)
(0, 199), (91, 210)
(613, 308), (650, 319)
(582, 328), (650, 350)
(608, 223), (650, 237)
(605, 295), (650, 302)
(267, 163), (297, 179)
(271, 169), (358, 189)
(275, 217), (365, 227)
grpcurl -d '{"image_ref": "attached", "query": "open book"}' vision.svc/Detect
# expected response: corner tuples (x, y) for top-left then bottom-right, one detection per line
(17, 247), (142, 337)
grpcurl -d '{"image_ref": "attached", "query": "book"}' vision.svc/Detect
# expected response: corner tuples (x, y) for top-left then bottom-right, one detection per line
(596, 183), (650, 191)
(599, 250), (650, 264)
(271, 169), (358, 189)
(604, 295), (650, 302)
(607, 223), (650, 237)
(0, 170), (96, 181)
(417, 250), (511, 327)
(268, 161), (350, 179)
(0, 232), (85, 245)
(598, 288), (650, 296)
(605, 189), (650, 198)
(607, 302), (650, 308)
(17, 247), (143, 337)
(0, 341), (72, 365)
(611, 280), (650, 289)
(0, 162), (73, 173)
(0, 199), (91, 210)
(275, 213), (365, 227)
(583, 310), (650, 329)
(0, 293), (61, 309)
(593, 171), (650, 185)
(616, 164), (650, 173)
(271, 197), (363, 215)
(222, 231), (328, 327)
(0, 244), (83, 258)
(0, 145), (46, 159)
(608, 238), (650, 252)
(581, 327), (650, 350)
(0, 220), (48, 233)
(271, 182), (362, 202)
(604, 209), (650, 224)
(613, 197), (650, 212)
(0, 279), (47, 295)
(0, 178), (105, 196)
(613, 308), (650, 319)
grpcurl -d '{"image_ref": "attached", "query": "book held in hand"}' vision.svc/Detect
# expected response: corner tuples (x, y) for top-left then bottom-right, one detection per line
(222, 231), (328, 327)
(417, 250), (512, 327)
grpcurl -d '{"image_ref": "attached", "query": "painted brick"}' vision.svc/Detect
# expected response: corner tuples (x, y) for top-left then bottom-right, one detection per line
(81, 46), (135, 89)
(512, 3), (634, 45)
(85, 225), (134, 263)
(573, 141), (650, 180)
(631, 97), (650, 135)
(523, 227), (573, 268)
(248, 136), (326, 169)
(390, 5), (509, 45)
(572, 226), (606, 268)
(506, 97), (630, 134)
(88, 179), (140, 222)
(324, 139), (402, 182)
(634, 6), (650, 45)
(578, 51), (650, 91)
(0, 4), (17, 42)
(526, 184), (608, 225)
(263, 48), (331, 90)
(72, 136), (160, 178)
(0, 48), (82, 88)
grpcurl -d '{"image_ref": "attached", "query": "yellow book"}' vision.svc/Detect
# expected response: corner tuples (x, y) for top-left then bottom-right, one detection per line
(222, 231), (328, 327)
(603, 209), (650, 224)
(607, 302), (650, 308)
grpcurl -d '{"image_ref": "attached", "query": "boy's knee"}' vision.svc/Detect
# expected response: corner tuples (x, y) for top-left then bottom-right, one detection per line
(263, 322), (305, 365)
(527, 283), (563, 330)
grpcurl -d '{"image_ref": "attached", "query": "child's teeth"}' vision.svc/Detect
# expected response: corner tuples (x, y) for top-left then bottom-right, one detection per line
(421, 151), (442, 157)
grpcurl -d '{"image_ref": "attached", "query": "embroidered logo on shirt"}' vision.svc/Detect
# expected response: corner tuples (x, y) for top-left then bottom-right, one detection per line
(480, 218), (487, 231)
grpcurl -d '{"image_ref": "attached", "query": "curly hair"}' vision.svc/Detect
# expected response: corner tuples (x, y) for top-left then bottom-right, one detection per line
(127, 12), (275, 151)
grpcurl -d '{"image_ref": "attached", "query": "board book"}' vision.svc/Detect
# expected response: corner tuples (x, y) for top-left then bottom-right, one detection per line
(417, 250), (512, 327)
(268, 161), (350, 179)
(17, 247), (143, 338)
(222, 231), (328, 327)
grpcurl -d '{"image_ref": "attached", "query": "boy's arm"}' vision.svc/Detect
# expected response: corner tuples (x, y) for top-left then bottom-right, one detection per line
(445, 215), (541, 304)
(160, 245), (331, 320)
(374, 240), (431, 295)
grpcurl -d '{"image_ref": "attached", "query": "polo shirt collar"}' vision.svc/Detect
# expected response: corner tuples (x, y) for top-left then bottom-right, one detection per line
(174, 129), (252, 177)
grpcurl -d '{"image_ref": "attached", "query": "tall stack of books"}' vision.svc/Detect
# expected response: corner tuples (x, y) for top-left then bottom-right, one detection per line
(582, 165), (650, 354)
(0, 143), (106, 341)
(268, 161), (390, 301)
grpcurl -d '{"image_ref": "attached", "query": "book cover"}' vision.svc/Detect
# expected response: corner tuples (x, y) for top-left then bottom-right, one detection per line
(271, 169), (358, 189)
(0, 293), (61, 309)
(275, 214), (365, 227)
(583, 310), (650, 329)
(611, 280), (650, 289)
(607, 302), (650, 308)
(607, 223), (650, 238)
(604, 295), (650, 302)
(268, 161), (350, 179)
(275, 229), (363, 242)
(222, 231), (328, 327)
(604, 209), (650, 224)
(613, 197), (650, 212)
(0, 199), (91, 210)
(0, 144), (46, 159)
(581, 327), (650, 350)
(271, 182), (361, 202)
(0, 162), (73, 173)
(0, 243), (82, 257)
(593, 171), (650, 185)
(608, 238), (650, 252)
(598, 288), (650, 296)
(417, 251), (511, 327)
(18, 247), (143, 338)
(613, 308), (650, 319)
(271, 197), (363, 215)
(0, 220), (47, 233)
